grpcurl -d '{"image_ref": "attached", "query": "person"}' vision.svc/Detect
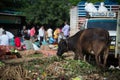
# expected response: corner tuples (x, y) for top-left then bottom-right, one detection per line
(53, 27), (60, 43)
(38, 26), (45, 45)
(21, 25), (28, 37)
(32, 34), (40, 47)
(49, 35), (55, 44)
(78, 22), (85, 30)
(58, 32), (66, 43)
(30, 26), (36, 38)
(47, 28), (53, 38)
(62, 21), (70, 38)
(0, 26), (4, 36)
(6, 31), (14, 46)
(22, 35), (34, 50)
(14, 34), (21, 49)
(0, 31), (9, 45)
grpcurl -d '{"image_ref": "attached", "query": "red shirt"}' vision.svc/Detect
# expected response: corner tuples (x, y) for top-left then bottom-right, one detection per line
(30, 27), (36, 37)
(14, 37), (21, 47)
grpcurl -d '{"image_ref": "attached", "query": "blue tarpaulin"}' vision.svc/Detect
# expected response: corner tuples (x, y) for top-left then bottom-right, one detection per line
(104, 0), (118, 5)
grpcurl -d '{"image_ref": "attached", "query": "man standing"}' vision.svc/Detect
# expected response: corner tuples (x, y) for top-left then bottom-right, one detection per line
(62, 21), (70, 38)
(38, 26), (45, 45)
(47, 28), (53, 38)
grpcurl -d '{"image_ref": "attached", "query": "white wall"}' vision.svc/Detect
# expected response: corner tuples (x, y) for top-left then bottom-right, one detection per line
(70, 6), (79, 36)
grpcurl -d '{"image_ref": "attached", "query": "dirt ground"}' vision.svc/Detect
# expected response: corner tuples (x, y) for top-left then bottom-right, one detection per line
(0, 47), (120, 80)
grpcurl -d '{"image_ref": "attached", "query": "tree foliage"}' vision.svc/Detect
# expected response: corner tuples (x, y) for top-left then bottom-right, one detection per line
(21, 0), (70, 27)
(68, 0), (120, 5)
(0, 0), (120, 28)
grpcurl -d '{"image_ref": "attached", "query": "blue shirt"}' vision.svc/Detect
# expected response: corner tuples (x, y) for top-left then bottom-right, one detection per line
(62, 24), (70, 36)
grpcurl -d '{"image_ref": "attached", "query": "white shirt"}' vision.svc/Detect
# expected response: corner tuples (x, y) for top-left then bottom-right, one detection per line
(0, 28), (4, 36)
(38, 28), (44, 37)
(47, 28), (53, 37)
(0, 34), (9, 45)
(6, 31), (14, 39)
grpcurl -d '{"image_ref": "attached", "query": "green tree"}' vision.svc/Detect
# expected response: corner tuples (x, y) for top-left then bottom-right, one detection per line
(0, 0), (119, 28)
(21, 0), (71, 27)
(68, 0), (82, 6)
(68, 0), (120, 6)
(17, 0), (120, 28)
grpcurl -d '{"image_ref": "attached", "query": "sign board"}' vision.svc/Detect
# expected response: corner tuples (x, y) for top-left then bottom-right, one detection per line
(89, 12), (116, 18)
(115, 11), (120, 58)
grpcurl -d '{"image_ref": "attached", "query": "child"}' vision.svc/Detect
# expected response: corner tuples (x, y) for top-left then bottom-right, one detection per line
(14, 34), (21, 49)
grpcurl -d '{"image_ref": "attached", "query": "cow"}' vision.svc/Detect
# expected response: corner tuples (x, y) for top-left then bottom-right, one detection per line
(57, 28), (111, 67)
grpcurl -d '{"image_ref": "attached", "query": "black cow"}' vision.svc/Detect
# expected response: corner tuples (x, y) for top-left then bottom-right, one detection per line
(57, 28), (111, 67)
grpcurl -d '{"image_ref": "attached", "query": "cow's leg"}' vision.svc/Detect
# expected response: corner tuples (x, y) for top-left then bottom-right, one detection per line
(103, 47), (109, 67)
(95, 54), (100, 66)
(93, 42), (106, 67)
(74, 48), (84, 60)
(83, 55), (86, 61)
(74, 51), (84, 60)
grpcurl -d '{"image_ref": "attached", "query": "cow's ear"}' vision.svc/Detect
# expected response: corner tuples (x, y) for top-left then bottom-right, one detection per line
(60, 38), (65, 42)
(61, 38), (65, 41)
(61, 39), (66, 44)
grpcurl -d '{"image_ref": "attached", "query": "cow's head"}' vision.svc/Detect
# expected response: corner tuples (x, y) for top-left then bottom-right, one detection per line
(57, 39), (68, 57)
